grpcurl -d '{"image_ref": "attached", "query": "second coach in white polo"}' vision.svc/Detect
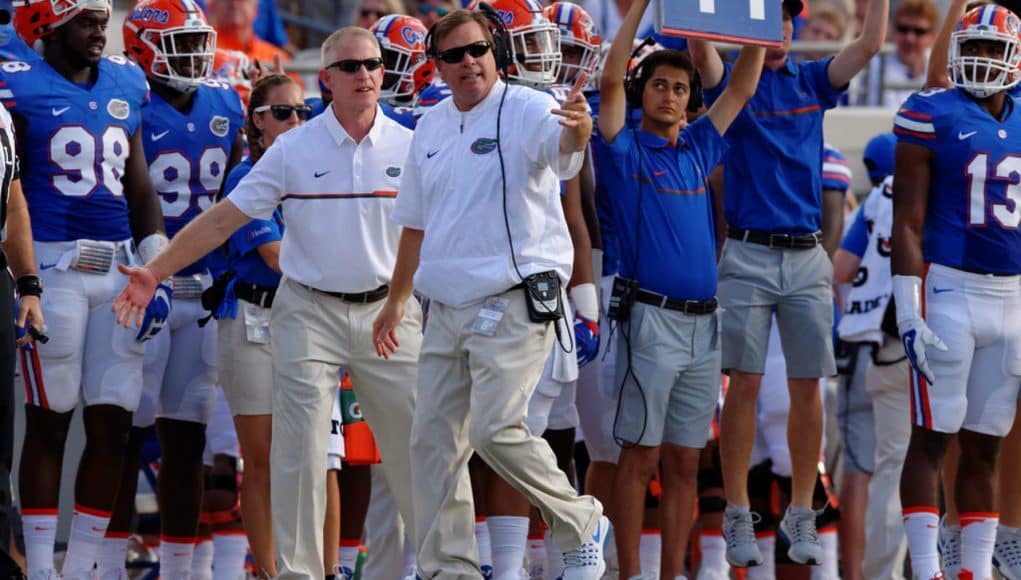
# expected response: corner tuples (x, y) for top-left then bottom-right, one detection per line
(112, 26), (420, 579)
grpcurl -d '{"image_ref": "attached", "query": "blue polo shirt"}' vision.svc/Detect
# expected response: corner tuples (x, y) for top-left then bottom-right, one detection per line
(224, 158), (284, 288)
(597, 116), (728, 300)
(704, 58), (846, 234)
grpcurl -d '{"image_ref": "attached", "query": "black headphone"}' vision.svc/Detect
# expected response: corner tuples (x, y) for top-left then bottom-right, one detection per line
(425, 2), (512, 73)
(624, 41), (704, 112)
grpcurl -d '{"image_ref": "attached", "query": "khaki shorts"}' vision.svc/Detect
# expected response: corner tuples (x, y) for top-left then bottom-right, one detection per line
(218, 302), (275, 416)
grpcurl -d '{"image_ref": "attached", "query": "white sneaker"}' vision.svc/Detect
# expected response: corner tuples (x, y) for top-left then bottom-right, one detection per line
(562, 516), (611, 580)
(938, 515), (961, 578)
(995, 526), (1021, 580)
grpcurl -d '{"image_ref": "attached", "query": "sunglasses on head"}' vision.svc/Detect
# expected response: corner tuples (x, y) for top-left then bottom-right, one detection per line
(254, 104), (313, 121)
(327, 57), (385, 73)
(437, 41), (492, 64)
(895, 23), (930, 36)
(418, 4), (449, 16)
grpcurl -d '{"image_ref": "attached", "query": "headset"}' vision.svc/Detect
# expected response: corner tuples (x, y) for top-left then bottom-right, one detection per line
(424, 2), (512, 74)
(624, 42), (703, 112)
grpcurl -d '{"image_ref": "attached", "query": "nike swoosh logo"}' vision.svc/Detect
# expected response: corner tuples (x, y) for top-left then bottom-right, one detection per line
(314, 170), (330, 178)
(51, 106), (70, 116)
(39, 263), (57, 270)
(426, 150), (439, 159)
(933, 287), (954, 294)
(151, 130), (170, 142)
(959, 131), (977, 140)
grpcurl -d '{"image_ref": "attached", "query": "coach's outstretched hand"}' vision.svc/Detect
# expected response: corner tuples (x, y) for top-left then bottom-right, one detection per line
(113, 264), (159, 330)
(553, 72), (593, 154)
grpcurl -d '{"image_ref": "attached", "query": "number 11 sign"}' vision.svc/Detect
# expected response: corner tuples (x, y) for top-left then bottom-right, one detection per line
(654, 0), (784, 47)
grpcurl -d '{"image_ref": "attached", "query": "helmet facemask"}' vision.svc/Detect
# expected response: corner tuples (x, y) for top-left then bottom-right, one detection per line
(507, 21), (561, 88)
(949, 25), (1021, 98)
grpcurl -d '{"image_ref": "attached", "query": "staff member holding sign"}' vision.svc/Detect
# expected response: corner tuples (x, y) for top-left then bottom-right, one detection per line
(687, 0), (887, 568)
(372, 6), (608, 579)
(596, 0), (764, 576)
(113, 26), (420, 579)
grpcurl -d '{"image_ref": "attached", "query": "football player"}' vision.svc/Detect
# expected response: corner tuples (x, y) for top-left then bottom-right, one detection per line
(101, 0), (244, 575)
(893, 5), (1021, 579)
(6, 0), (167, 576)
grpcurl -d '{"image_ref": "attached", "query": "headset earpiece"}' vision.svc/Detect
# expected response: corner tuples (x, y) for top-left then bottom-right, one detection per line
(687, 68), (703, 112)
(476, 1), (512, 73)
(425, 22), (437, 57)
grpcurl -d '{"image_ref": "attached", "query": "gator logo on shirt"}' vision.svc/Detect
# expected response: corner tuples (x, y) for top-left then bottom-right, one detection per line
(470, 137), (498, 155)
(107, 99), (130, 120)
(385, 166), (401, 178)
(210, 115), (230, 137)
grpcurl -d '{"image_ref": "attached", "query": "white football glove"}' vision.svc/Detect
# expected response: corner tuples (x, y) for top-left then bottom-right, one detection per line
(893, 275), (948, 384)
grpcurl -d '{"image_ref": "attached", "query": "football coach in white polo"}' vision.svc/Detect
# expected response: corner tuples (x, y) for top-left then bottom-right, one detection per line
(111, 25), (420, 579)
(373, 7), (610, 579)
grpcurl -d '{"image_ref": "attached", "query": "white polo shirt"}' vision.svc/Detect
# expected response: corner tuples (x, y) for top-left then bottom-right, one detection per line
(391, 80), (582, 307)
(228, 105), (412, 293)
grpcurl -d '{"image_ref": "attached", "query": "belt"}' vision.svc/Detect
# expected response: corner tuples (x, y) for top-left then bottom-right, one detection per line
(635, 288), (718, 314)
(728, 228), (821, 249)
(308, 283), (389, 304)
(234, 282), (277, 308)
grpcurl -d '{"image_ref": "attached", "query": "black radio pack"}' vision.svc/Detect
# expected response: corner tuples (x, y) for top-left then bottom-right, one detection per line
(522, 271), (563, 323)
(607, 276), (639, 322)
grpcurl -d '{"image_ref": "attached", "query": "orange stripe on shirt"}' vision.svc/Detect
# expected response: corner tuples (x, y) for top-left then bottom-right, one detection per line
(753, 104), (821, 116)
(281, 190), (397, 201)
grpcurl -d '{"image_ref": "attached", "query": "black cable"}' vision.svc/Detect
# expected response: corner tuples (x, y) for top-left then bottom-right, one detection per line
(611, 39), (655, 449)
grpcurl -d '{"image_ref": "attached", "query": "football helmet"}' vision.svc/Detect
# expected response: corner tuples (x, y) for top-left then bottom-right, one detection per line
(13, 0), (109, 46)
(123, 0), (216, 93)
(371, 14), (434, 105)
(543, 2), (600, 85)
(213, 48), (252, 106)
(948, 4), (1021, 98)
(469, 0), (561, 88)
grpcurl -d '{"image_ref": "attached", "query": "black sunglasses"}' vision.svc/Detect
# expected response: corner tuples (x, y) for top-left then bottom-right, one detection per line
(437, 41), (492, 64)
(360, 8), (387, 19)
(254, 104), (313, 121)
(895, 23), (930, 36)
(327, 57), (385, 73)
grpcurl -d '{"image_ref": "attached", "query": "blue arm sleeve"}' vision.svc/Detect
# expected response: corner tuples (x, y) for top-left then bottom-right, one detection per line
(839, 209), (869, 258)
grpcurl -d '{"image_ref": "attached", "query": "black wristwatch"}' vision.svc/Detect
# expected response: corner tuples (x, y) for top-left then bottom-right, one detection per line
(16, 275), (43, 298)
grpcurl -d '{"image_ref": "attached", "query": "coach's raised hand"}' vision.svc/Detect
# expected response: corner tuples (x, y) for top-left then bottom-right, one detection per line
(553, 71), (593, 154)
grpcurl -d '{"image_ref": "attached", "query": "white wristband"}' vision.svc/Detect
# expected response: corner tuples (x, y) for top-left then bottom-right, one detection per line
(570, 282), (599, 322)
(137, 233), (169, 265)
(892, 274), (923, 325)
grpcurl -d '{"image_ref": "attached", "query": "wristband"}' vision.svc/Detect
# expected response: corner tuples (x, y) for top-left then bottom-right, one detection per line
(891, 274), (922, 325)
(570, 282), (599, 322)
(16, 275), (42, 298)
(137, 232), (169, 265)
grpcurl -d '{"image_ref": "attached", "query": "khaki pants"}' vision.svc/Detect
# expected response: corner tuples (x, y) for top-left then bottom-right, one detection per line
(862, 340), (911, 580)
(413, 288), (600, 579)
(270, 279), (420, 578)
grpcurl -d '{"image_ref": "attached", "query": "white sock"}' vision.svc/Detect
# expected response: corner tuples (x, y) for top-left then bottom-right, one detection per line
(62, 505), (112, 578)
(526, 534), (546, 578)
(476, 518), (493, 578)
(22, 510), (58, 576)
(96, 532), (130, 575)
(544, 528), (564, 580)
(960, 512), (998, 580)
(902, 507), (941, 580)
(488, 516), (529, 580)
(191, 536), (214, 580)
(812, 528), (839, 580)
(212, 532), (248, 580)
(639, 530), (661, 578)
(697, 531), (729, 576)
(338, 541), (360, 574)
(747, 534), (775, 580)
(605, 533), (620, 575)
(158, 537), (196, 580)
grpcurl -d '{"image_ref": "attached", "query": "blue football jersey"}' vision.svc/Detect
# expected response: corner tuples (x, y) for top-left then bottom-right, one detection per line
(381, 102), (416, 130)
(415, 81), (451, 118)
(0, 55), (149, 242)
(142, 80), (242, 274)
(821, 144), (852, 195)
(895, 88), (1021, 274)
